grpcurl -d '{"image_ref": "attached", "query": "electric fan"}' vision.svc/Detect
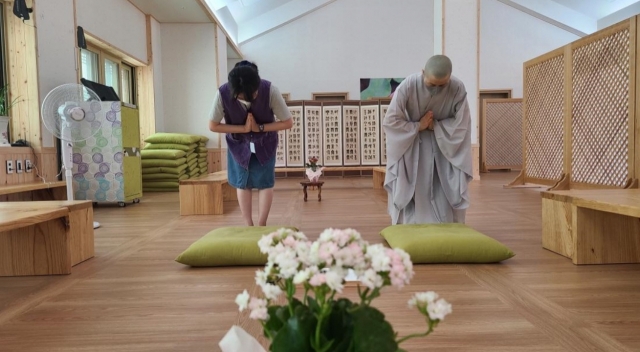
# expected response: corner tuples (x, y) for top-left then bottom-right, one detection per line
(41, 84), (104, 229)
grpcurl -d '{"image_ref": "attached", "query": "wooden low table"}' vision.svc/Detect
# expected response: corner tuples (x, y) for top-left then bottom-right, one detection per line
(372, 167), (386, 189)
(0, 181), (67, 201)
(300, 181), (324, 202)
(0, 201), (95, 267)
(541, 189), (640, 265)
(179, 171), (237, 215)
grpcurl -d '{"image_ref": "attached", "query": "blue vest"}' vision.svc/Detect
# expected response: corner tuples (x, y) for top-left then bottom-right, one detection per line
(219, 79), (278, 169)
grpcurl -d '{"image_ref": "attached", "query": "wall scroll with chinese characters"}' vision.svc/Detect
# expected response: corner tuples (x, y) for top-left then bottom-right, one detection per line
(360, 101), (380, 165)
(285, 101), (304, 167)
(322, 102), (343, 166)
(379, 102), (389, 165)
(304, 101), (323, 164)
(342, 101), (361, 166)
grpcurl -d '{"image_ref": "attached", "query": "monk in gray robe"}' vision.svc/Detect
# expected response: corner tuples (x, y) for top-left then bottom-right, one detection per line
(383, 55), (473, 225)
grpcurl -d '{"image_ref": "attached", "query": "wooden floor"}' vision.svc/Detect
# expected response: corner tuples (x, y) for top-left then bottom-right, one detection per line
(1, 172), (639, 351)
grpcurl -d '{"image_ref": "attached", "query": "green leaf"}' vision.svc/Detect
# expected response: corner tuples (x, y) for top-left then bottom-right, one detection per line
(270, 304), (317, 352)
(307, 296), (320, 313)
(264, 299), (306, 338)
(351, 305), (398, 352)
(323, 299), (356, 352)
(264, 306), (287, 338)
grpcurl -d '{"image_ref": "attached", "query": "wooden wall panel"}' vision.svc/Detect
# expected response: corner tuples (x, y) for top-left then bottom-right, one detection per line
(5, 0), (42, 150)
(207, 148), (226, 173)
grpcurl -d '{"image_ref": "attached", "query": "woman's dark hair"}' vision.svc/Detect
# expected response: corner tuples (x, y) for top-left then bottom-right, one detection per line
(228, 65), (261, 103)
(234, 60), (258, 72)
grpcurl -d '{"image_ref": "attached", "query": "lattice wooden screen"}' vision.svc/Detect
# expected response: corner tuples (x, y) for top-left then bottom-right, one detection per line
(483, 99), (522, 170)
(571, 24), (632, 187)
(523, 53), (566, 185)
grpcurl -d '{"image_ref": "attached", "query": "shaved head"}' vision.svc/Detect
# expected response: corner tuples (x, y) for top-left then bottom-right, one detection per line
(424, 55), (452, 79)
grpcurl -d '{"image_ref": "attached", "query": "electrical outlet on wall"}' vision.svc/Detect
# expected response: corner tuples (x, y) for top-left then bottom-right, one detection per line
(6, 160), (13, 174)
(25, 159), (32, 173)
(16, 160), (23, 173)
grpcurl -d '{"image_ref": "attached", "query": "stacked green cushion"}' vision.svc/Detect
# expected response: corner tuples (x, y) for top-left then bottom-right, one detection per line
(142, 164), (188, 175)
(145, 133), (201, 145)
(141, 133), (208, 191)
(140, 149), (187, 159)
(175, 226), (298, 267)
(142, 157), (187, 168)
(380, 223), (515, 264)
(144, 143), (197, 151)
(142, 173), (188, 181)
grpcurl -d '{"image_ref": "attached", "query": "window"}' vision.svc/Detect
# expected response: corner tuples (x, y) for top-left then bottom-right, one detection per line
(104, 58), (119, 97)
(79, 45), (136, 104)
(120, 64), (134, 104)
(80, 49), (99, 82)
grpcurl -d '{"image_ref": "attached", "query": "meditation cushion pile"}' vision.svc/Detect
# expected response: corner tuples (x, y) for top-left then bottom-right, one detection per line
(141, 133), (210, 191)
(380, 223), (515, 263)
(175, 226), (298, 267)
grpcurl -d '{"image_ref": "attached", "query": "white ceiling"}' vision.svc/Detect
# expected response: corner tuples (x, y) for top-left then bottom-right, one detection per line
(550, 0), (640, 19)
(128, 0), (211, 23)
(130, 0), (640, 46)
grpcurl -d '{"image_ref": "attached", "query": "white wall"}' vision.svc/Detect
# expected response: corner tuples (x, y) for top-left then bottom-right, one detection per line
(150, 17), (164, 132)
(217, 27), (229, 86)
(35, 0), (77, 148)
(239, 0), (434, 100)
(480, 0), (580, 98)
(444, 0), (479, 143)
(160, 24), (218, 147)
(75, 0), (147, 63)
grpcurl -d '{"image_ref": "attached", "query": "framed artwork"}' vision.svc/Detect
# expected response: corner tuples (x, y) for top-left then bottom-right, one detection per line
(304, 102), (323, 165)
(342, 102), (361, 166)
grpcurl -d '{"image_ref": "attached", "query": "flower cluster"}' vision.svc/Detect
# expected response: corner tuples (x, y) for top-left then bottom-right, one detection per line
(235, 228), (451, 351)
(304, 156), (322, 171)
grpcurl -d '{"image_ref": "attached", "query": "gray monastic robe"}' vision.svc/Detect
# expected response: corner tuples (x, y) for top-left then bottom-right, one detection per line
(383, 73), (473, 225)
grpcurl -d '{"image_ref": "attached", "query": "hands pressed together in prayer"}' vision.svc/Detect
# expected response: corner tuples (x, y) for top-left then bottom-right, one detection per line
(243, 113), (263, 133)
(419, 111), (435, 131)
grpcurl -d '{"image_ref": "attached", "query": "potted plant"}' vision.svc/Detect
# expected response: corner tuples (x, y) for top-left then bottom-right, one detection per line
(304, 156), (324, 182)
(0, 85), (20, 146)
(220, 228), (452, 352)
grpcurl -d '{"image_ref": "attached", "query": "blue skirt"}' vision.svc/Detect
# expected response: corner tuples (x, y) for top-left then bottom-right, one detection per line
(227, 152), (276, 190)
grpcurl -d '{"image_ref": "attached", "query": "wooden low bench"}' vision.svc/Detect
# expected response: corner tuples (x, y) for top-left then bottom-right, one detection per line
(0, 181), (67, 201)
(179, 171), (237, 215)
(372, 167), (386, 189)
(0, 200), (94, 276)
(541, 189), (640, 265)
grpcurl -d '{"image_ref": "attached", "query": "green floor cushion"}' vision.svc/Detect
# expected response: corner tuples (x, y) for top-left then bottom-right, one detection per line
(142, 180), (180, 188)
(198, 162), (208, 169)
(198, 152), (207, 158)
(188, 168), (200, 177)
(143, 187), (178, 192)
(380, 223), (514, 263)
(198, 135), (209, 143)
(145, 133), (201, 145)
(142, 173), (188, 181)
(175, 226), (298, 267)
(142, 164), (188, 175)
(186, 153), (197, 162)
(140, 149), (187, 160)
(141, 158), (187, 168)
(144, 143), (197, 151)
(196, 146), (208, 153)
